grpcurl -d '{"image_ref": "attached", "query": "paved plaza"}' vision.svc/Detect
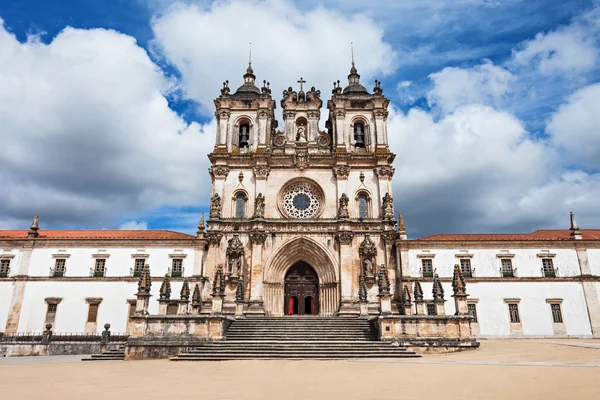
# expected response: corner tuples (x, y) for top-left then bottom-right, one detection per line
(1, 340), (599, 399)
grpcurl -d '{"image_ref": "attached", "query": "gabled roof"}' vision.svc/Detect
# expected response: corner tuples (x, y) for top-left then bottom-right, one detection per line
(0, 230), (195, 240)
(416, 229), (600, 241)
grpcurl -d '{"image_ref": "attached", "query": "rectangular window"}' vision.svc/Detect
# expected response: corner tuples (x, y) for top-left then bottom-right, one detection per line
(542, 258), (555, 277)
(460, 259), (472, 278)
(87, 303), (99, 323)
(235, 194), (245, 218)
(501, 259), (514, 278)
(94, 259), (106, 277)
(0, 259), (11, 277)
(467, 303), (478, 323)
(133, 259), (145, 277)
(45, 303), (58, 325)
(508, 303), (520, 323)
(53, 259), (66, 277)
(421, 259), (433, 278)
(171, 259), (183, 277)
(551, 304), (563, 323)
(426, 303), (436, 316)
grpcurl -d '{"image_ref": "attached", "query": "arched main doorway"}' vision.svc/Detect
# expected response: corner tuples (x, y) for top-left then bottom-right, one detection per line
(284, 262), (319, 315)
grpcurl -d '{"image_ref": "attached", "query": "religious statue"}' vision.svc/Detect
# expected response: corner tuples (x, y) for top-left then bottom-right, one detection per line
(382, 192), (394, 220)
(253, 193), (265, 218)
(210, 194), (222, 218)
(296, 125), (307, 142)
(338, 193), (349, 219)
(364, 258), (374, 277)
(229, 257), (241, 276)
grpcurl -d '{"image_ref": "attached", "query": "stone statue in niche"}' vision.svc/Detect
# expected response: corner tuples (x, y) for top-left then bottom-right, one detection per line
(229, 257), (241, 276)
(338, 193), (349, 219)
(382, 192), (394, 220)
(253, 193), (265, 218)
(363, 258), (374, 277)
(210, 194), (222, 218)
(296, 125), (307, 142)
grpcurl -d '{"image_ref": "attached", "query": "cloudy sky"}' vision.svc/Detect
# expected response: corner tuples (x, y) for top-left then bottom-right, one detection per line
(0, 0), (599, 238)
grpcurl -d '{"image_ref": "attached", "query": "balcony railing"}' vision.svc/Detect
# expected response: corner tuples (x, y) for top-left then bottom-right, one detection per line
(168, 266), (185, 278)
(0, 268), (9, 278)
(49, 266), (67, 277)
(420, 267), (435, 278)
(500, 267), (517, 278)
(130, 267), (143, 278)
(542, 267), (558, 278)
(461, 268), (475, 278)
(90, 268), (106, 278)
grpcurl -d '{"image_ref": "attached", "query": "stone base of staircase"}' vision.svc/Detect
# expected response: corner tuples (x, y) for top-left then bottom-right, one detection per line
(171, 317), (420, 361)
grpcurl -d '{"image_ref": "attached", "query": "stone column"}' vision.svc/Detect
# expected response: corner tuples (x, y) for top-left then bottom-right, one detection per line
(257, 109), (269, 151)
(248, 230), (267, 315)
(336, 231), (355, 315)
(308, 111), (319, 141)
(374, 109), (388, 151)
(433, 274), (446, 316)
(413, 281), (425, 315)
(215, 109), (230, 151)
(204, 233), (223, 298)
(209, 165), (229, 203)
(5, 245), (33, 333)
(334, 110), (346, 152)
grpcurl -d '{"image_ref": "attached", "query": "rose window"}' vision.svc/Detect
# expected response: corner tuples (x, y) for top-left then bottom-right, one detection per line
(282, 182), (321, 219)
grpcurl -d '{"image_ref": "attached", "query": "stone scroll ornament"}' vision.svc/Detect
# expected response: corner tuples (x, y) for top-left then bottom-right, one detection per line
(338, 193), (349, 219)
(253, 193), (265, 218)
(210, 194), (222, 219)
(382, 192), (394, 220)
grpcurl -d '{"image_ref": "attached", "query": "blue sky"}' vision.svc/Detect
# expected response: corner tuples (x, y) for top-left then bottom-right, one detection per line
(0, 0), (599, 237)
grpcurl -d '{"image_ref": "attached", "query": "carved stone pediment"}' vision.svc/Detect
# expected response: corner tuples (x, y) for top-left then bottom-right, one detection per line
(335, 231), (354, 245)
(295, 153), (309, 170)
(250, 230), (268, 244)
(253, 166), (271, 179)
(374, 166), (394, 178)
(209, 165), (230, 180)
(380, 230), (398, 244)
(332, 165), (350, 179)
(206, 232), (223, 244)
(273, 132), (286, 147)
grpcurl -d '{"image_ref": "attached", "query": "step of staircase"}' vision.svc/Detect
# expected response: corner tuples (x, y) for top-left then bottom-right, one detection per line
(171, 317), (420, 361)
(81, 347), (125, 361)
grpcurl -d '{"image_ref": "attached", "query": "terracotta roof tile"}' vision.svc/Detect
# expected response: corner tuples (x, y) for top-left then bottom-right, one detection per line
(0, 230), (195, 240)
(416, 229), (600, 241)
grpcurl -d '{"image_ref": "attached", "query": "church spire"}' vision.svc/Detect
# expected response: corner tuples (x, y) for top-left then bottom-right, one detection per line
(244, 42), (255, 83)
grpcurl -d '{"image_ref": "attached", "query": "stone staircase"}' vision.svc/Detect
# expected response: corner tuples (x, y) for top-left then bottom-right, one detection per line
(82, 346), (125, 361)
(171, 317), (420, 361)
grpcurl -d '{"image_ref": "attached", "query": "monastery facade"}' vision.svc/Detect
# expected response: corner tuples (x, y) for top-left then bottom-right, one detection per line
(1, 62), (599, 340)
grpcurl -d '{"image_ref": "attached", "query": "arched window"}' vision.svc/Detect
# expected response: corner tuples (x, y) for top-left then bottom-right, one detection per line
(235, 193), (246, 218)
(358, 193), (368, 219)
(354, 122), (365, 149)
(239, 123), (250, 148)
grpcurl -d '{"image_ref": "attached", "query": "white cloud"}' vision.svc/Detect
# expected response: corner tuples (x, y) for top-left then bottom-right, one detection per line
(547, 83), (600, 169)
(0, 21), (214, 228)
(119, 220), (149, 230)
(427, 61), (514, 115)
(511, 26), (598, 74)
(150, 0), (396, 117)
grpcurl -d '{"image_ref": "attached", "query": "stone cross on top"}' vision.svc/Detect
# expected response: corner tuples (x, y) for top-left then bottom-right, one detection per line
(297, 77), (306, 92)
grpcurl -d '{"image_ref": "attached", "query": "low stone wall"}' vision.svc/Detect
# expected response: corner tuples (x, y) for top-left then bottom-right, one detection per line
(126, 334), (216, 360)
(127, 314), (232, 339)
(377, 315), (479, 353)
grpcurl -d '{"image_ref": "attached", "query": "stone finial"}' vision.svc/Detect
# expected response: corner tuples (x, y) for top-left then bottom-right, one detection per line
(197, 212), (205, 235)
(192, 284), (202, 305)
(398, 213), (406, 231)
(28, 214), (40, 238)
(432, 273), (444, 302)
(212, 264), (225, 297)
(137, 264), (151, 295)
(452, 264), (467, 296)
(180, 279), (190, 301)
(358, 274), (368, 302)
(159, 274), (171, 300)
(236, 278), (244, 302)
(377, 264), (390, 296)
(570, 211), (582, 239)
(402, 285), (412, 306)
(413, 281), (424, 302)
